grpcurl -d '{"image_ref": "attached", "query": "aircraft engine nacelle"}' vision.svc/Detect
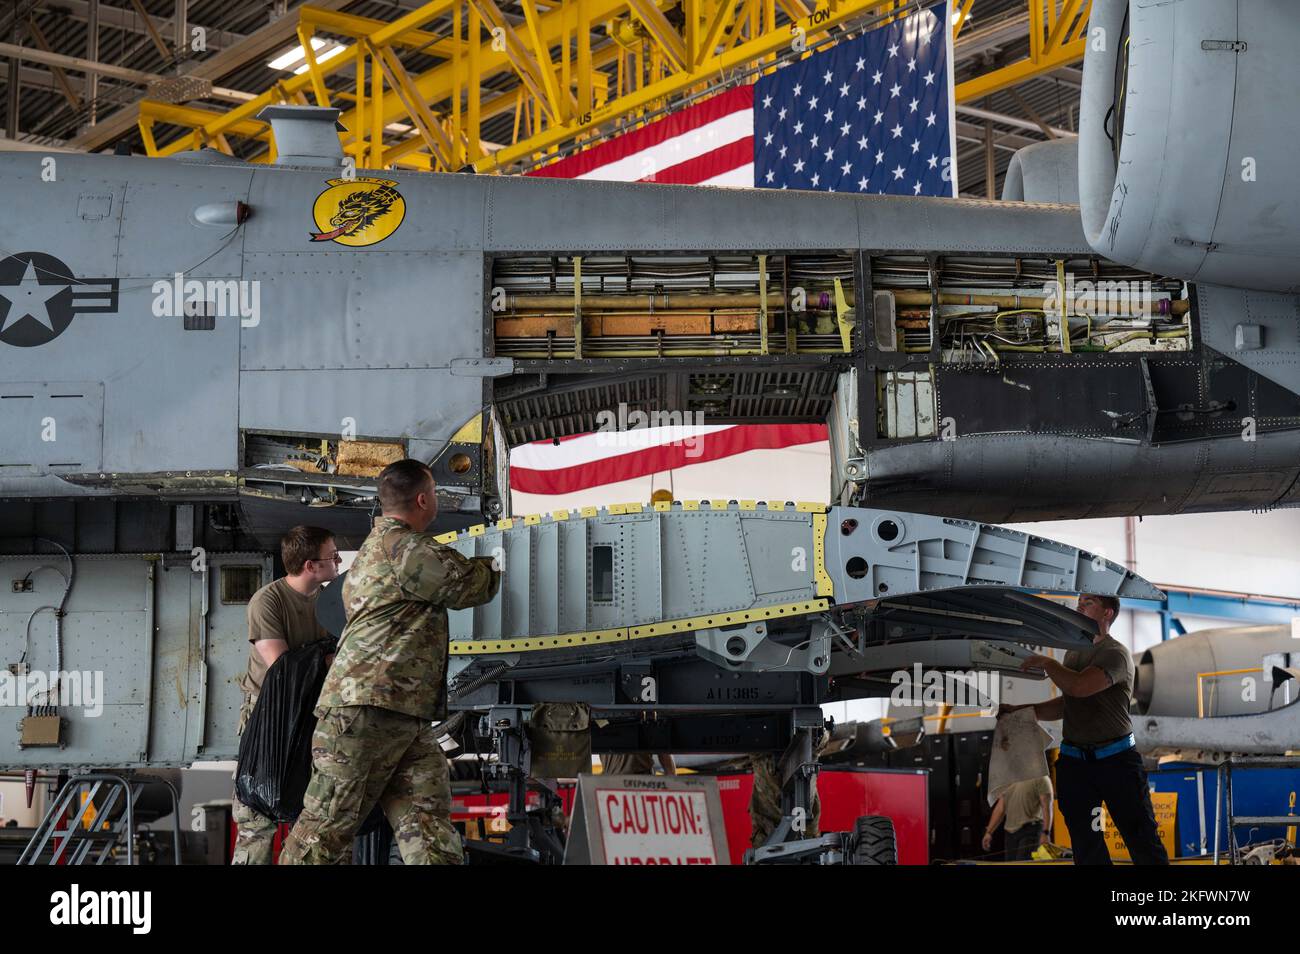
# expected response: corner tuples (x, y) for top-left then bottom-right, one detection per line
(1079, 0), (1300, 293)
(1133, 624), (1296, 717)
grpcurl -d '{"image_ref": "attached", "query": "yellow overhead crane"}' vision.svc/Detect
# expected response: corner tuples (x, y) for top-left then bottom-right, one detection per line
(138, 0), (1091, 174)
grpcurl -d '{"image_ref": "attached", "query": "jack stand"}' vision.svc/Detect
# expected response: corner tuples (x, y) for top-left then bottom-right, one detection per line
(469, 707), (566, 864)
(746, 708), (851, 864)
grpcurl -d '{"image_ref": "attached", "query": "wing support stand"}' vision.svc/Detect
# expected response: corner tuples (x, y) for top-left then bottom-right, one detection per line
(744, 707), (853, 865)
(465, 706), (567, 865)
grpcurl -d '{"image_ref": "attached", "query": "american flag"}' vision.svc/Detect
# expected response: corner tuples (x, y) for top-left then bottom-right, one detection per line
(509, 424), (827, 496)
(754, 1), (957, 195)
(525, 1), (955, 194)
(525, 85), (756, 185)
(509, 423), (830, 514)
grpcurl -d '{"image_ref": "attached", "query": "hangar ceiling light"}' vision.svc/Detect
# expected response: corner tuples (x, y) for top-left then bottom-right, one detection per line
(266, 37), (346, 74)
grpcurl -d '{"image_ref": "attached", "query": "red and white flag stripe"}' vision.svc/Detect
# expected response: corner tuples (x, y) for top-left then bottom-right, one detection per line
(525, 86), (755, 187)
(509, 423), (826, 496)
(517, 90), (829, 494)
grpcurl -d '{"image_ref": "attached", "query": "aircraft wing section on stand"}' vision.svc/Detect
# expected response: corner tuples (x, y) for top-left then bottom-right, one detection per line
(393, 501), (1163, 706)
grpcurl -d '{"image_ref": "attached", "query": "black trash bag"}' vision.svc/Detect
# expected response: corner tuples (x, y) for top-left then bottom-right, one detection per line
(356, 803), (387, 838)
(235, 639), (335, 822)
(352, 811), (395, 864)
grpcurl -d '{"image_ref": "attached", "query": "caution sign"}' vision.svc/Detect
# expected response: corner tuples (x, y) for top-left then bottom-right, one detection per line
(565, 775), (730, 865)
(1054, 792), (1179, 860)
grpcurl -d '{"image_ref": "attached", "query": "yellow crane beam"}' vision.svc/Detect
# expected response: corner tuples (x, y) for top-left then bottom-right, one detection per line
(299, 5), (464, 53)
(140, 0), (457, 158)
(479, 0), (888, 171)
(137, 0), (1091, 175)
(955, 0), (1090, 101)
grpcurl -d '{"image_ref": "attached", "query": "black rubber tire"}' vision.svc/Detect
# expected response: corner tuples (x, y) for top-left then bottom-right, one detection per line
(851, 815), (898, 865)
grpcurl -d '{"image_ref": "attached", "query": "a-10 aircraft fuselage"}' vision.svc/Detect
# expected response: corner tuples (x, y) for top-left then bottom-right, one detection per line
(1, 128), (1298, 549)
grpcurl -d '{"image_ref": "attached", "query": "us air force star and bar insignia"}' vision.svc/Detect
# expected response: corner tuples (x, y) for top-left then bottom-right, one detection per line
(0, 252), (119, 348)
(309, 176), (406, 246)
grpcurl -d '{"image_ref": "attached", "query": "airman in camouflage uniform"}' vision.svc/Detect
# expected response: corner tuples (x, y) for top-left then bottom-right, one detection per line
(233, 695), (279, 864)
(279, 459), (499, 865)
(599, 753), (677, 776)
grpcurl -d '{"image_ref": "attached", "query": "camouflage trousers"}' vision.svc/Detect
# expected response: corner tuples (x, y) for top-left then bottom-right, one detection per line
(749, 755), (821, 849)
(278, 704), (463, 865)
(232, 693), (278, 865)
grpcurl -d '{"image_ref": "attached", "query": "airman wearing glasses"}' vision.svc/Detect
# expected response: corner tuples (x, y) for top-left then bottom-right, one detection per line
(232, 525), (340, 864)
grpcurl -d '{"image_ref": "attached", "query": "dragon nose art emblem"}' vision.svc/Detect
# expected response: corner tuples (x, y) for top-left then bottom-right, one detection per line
(309, 176), (406, 247)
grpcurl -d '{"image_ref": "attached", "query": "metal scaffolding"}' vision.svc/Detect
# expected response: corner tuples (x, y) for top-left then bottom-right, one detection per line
(124, 0), (1090, 179)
